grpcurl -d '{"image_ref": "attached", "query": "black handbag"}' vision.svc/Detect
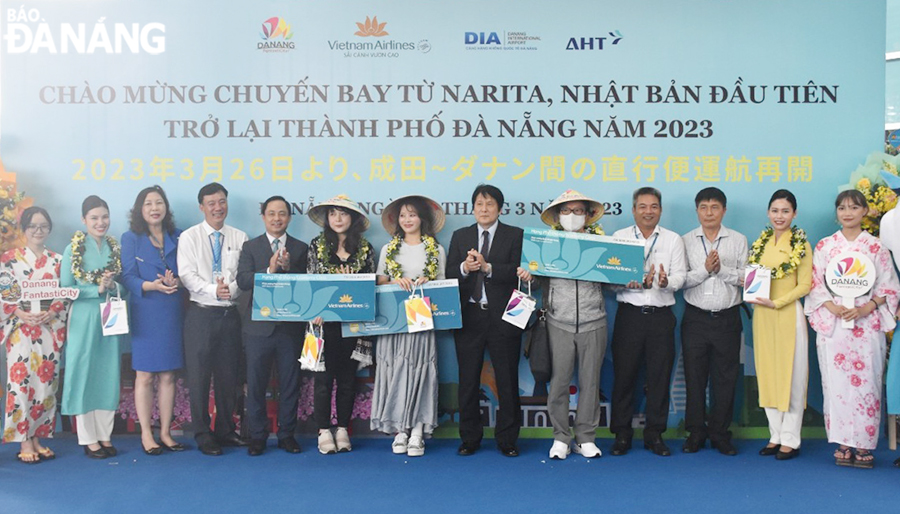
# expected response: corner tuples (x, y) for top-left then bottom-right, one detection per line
(523, 308), (551, 396)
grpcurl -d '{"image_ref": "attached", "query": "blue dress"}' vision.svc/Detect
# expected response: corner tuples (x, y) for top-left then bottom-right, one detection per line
(121, 230), (185, 372)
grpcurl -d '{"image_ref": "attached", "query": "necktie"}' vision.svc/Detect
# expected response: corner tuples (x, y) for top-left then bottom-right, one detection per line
(472, 230), (490, 303)
(272, 238), (281, 254)
(211, 231), (223, 274)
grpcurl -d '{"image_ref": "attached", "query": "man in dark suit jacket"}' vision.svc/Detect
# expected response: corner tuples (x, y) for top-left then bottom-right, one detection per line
(236, 196), (308, 456)
(447, 184), (525, 457)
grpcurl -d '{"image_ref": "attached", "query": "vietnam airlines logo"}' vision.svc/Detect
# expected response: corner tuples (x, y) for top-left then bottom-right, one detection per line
(339, 294), (353, 303)
(431, 303), (439, 312)
(606, 256), (622, 266)
(834, 257), (868, 279)
(262, 17), (293, 40)
(258, 17), (296, 52)
(355, 16), (389, 37)
(528, 261), (539, 271)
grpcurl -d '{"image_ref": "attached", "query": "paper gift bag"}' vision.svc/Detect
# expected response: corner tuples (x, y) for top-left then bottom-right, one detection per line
(100, 291), (129, 336)
(299, 325), (326, 371)
(405, 283), (434, 333)
(502, 279), (536, 329)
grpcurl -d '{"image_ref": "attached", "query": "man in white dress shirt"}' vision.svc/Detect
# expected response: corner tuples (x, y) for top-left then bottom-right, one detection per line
(680, 187), (748, 456)
(177, 182), (249, 456)
(609, 187), (686, 457)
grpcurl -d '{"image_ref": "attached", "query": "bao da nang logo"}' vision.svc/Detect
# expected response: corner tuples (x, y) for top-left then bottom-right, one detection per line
(4, 8), (165, 54)
(825, 251), (875, 297)
(258, 16), (295, 52)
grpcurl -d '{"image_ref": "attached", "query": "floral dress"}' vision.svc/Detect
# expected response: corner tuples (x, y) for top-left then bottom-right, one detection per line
(1, 247), (68, 442)
(805, 231), (900, 449)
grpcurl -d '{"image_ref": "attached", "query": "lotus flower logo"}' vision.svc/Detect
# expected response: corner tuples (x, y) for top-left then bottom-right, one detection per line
(339, 294), (353, 303)
(431, 303), (439, 312)
(261, 17), (293, 40)
(834, 257), (868, 279)
(355, 16), (389, 37)
(528, 261), (539, 271)
(607, 256), (621, 266)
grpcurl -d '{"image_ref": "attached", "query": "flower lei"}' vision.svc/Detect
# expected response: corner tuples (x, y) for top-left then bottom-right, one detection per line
(314, 234), (370, 274)
(70, 231), (121, 284)
(551, 223), (604, 235)
(748, 226), (807, 279)
(384, 235), (440, 280)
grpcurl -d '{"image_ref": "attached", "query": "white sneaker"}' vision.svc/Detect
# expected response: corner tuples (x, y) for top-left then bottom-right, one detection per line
(318, 430), (337, 455)
(407, 435), (425, 457)
(392, 433), (409, 454)
(574, 441), (602, 458)
(335, 427), (352, 453)
(549, 440), (571, 460)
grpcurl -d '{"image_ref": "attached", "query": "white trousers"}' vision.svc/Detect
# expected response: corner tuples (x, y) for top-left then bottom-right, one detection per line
(76, 410), (116, 446)
(764, 302), (808, 450)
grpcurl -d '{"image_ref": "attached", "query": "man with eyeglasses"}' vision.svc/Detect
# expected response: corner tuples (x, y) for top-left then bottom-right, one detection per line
(609, 187), (686, 457)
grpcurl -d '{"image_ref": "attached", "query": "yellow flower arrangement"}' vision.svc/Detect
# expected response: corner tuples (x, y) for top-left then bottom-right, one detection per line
(748, 226), (807, 279)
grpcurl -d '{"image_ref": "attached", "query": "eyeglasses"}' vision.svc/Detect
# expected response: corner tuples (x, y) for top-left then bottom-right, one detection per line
(25, 224), (51, 233)
(559, 207), (586, 215)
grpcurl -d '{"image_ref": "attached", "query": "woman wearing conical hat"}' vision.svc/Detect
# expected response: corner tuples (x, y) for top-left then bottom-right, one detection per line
(525, 189), (608, 460)
(307, 195), (376, 455)
(369, 195), (446, 457)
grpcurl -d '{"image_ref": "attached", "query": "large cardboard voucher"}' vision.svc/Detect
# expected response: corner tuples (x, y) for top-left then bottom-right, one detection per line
(520, 227), (644, 285)
(341, 279), (462, 337)
(251, 273), (376, 322)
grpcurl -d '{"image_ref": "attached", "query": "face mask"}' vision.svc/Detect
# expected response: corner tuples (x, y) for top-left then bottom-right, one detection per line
(559, 213), (586, 232)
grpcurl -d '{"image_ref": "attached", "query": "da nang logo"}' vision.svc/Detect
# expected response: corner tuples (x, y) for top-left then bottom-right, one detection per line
(258, 16), (295, 52)
(4, 8), (165, 54)
(825, 251), (875, 297)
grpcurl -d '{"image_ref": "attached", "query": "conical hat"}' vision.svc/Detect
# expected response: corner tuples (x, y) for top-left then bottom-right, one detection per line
(307, 194), (370, 230)
(381, 195), (445, 234)
(540, 189), (604, 227)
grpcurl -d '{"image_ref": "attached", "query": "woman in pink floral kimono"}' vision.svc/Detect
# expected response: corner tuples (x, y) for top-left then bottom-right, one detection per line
(806, 190), (900, 468)
(1, 207), (68, 463)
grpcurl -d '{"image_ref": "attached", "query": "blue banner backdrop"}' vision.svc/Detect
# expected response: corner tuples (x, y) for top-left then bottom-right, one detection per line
(0, 0), (887, 435)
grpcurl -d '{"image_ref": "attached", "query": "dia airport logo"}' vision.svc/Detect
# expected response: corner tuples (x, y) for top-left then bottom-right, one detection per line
(464, 30), (541, 51)
(258, 16), (295, 52)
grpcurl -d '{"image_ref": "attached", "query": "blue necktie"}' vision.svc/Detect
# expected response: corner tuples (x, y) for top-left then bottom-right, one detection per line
(211, 231), (222, 274)
(272, 238), (281, 254)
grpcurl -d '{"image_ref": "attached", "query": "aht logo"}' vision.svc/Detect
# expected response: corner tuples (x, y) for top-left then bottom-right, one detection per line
(465, 32), (500, 45)
(566, 31), (623, 50)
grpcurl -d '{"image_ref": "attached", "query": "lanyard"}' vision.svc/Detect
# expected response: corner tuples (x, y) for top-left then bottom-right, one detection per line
(635, 227), (659, 264)
(700, 235), (721, 257)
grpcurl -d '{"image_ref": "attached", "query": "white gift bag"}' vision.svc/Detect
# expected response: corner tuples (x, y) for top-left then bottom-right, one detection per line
(502, 279), (536, 329)
(100, 290), (129, 336)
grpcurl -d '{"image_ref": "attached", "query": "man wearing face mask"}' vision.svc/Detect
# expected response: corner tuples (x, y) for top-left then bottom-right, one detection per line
(680, 187), (747, 456)
(518, 190), (608, 460)
(609, 187), (686, 457)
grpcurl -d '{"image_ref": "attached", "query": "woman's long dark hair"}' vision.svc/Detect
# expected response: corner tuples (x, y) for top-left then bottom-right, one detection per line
(392, 197), (436, 239)
(324, 206), (367, 257)
(129, 186), (176, 235)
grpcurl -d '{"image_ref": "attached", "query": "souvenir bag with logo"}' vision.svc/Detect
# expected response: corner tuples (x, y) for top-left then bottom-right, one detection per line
(100, 289), (129, 336)
(405, 283), (434, 333)
(300, 324), (326, 372)
(502, 279), (537, 329)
